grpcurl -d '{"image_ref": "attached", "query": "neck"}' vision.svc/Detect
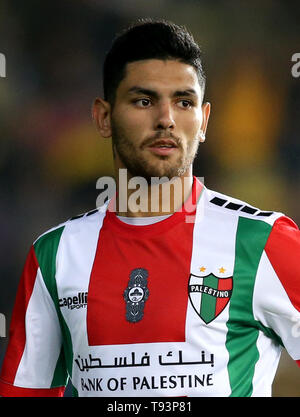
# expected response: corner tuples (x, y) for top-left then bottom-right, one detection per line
(115, 169), (194, 217)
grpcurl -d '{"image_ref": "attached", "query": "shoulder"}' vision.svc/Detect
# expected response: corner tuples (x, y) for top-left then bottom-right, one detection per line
(202, 187), (300, 307)
(202, 187), (285, 227)
(202, 187), (300, 249)
(264, 216), (300, 298)
(33, 205), (108, 251)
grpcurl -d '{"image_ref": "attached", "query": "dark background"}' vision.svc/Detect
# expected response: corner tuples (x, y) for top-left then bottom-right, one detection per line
(0, 0), (299, 396)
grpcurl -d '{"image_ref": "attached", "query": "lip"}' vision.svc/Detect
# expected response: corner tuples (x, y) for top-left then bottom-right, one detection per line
(148, 147), (178, 156)
(149, 138), (178, 148)
(147, 138), (178, 156)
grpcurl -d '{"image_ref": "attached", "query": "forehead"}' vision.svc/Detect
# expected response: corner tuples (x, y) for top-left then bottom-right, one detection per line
(117, 59), (201, 96)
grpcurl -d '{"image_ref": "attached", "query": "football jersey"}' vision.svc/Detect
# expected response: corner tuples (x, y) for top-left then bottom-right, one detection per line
(0, 177), (299, 397)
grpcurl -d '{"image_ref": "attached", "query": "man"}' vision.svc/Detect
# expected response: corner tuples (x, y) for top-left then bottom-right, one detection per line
(0, 19), (299, 397)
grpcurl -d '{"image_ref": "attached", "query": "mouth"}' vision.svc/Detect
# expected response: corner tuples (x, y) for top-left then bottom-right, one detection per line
(147, 138), (178, 156)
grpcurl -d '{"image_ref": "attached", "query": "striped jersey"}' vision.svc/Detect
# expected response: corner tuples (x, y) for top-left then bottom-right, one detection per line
(0, 177), (299, 397)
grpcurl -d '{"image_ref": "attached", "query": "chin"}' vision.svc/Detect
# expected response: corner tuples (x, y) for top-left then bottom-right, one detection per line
(144, 166), (185, 182)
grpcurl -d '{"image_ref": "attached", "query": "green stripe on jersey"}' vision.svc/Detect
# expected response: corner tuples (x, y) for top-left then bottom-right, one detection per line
(200, 274), (218, 324)
(225, 217), (272, 397)
(34, 226), (73, 389)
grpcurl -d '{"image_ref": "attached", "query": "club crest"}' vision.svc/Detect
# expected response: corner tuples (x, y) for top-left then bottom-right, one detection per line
(188, 273), (233, 324)
(124, 268), (149, 323)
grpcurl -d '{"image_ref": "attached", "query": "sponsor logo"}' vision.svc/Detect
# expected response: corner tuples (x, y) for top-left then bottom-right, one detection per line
(188, 273), (233, 324)
(59, 292), (88, 309)
(124, 268), (149, 323)
(80, 374), (213, 393)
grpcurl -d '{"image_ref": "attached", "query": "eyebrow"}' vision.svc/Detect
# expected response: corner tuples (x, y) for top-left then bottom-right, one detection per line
(173, 89), (198, 98)
(127, 86), (198, 99)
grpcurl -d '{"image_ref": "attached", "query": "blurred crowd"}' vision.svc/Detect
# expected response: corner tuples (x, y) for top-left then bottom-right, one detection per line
(0, 0), (299, 396)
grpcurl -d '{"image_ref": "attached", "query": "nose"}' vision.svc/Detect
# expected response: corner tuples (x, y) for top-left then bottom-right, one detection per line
(155, 101), (175, 130)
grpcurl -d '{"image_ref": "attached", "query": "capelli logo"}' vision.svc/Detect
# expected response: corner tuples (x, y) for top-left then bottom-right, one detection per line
(291, 53), (300, 78)
(0, 53), (6, 78)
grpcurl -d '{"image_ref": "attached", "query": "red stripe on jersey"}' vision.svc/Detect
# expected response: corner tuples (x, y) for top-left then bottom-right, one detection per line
(0, 379), (64, 397)
(265, 216), (300, 312)
(0, 246), (39, 385)
(87, 178), (203, 346)
(215, 277), (232, 317)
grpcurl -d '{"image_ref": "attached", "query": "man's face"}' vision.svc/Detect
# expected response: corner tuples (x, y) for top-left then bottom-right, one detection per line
(110, 59), (209, 181)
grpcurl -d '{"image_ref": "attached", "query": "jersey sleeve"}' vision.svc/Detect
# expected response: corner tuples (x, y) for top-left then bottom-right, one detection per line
(0, 245), (68, 396)
(253, 216), (300, 366)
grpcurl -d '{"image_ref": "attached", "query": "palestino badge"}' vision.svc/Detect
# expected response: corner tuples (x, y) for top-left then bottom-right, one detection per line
(124, 268), (149, 323)
(188, 272), (233, 324)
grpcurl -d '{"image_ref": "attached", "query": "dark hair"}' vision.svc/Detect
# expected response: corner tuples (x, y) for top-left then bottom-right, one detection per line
(103, 18), (206, 105)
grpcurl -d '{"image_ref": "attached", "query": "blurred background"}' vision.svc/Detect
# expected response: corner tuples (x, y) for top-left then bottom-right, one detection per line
(0, 0), (299, 397)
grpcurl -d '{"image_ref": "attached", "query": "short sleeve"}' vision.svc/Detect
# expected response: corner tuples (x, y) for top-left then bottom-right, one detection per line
(0, 246), (67, 396)
(253, 216), (300, 366)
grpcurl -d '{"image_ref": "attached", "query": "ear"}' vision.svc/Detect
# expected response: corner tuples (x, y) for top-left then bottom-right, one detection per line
(199, 101), (211, 142)
(92, 97), (112, 138)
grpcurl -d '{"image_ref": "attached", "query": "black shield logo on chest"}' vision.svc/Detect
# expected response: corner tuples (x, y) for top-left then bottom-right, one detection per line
(123, 268), (149, 323)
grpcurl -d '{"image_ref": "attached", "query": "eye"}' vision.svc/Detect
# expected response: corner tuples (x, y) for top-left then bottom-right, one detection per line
(177, 100), (193, 109)
(134, 98), (152, 108)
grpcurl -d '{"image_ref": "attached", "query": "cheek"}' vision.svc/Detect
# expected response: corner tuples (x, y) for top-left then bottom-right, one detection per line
(115, 107), (148, 136)
(112, 112), (133, 140)
(181, 111), (202, 139)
